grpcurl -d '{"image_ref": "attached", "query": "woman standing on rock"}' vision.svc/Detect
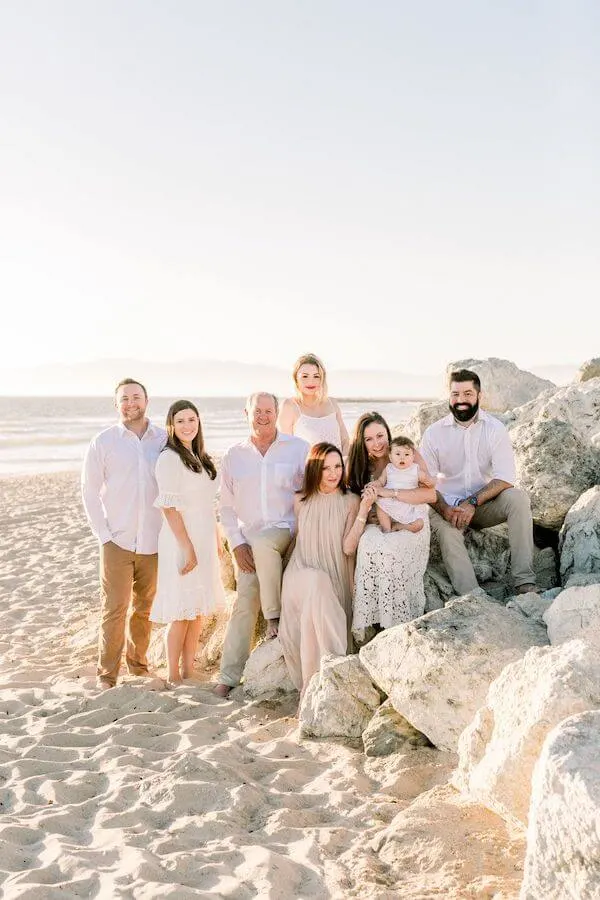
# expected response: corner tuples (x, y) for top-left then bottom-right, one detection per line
(347, 412), (436, 643)
(278, 442), (371, 695)
(277, 353), (349, 455)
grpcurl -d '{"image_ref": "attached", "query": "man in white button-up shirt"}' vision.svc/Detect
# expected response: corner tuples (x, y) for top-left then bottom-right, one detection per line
(82, 379), (166, 688)
(215, 392), (309, 696)
(420, 369), (536, 596)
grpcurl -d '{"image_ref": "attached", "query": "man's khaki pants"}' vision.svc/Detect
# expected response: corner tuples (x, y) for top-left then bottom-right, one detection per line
(429, 488), (535, 596)
(98, 541), (158, 685)
(219, 526), (292, 688)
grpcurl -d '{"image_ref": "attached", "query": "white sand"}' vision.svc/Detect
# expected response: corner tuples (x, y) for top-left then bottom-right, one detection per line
(0, 473), (526, 898)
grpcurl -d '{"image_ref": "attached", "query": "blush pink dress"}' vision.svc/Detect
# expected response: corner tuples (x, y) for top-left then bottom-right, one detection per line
(279, 490), (355, 692)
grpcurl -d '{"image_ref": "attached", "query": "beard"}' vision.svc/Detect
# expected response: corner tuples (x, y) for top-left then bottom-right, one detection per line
(449, 399), (479, 423)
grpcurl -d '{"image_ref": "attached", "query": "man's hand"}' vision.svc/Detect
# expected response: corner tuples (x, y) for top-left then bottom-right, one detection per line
(453, 501), (476, 529)
(234, 543), (256, 573)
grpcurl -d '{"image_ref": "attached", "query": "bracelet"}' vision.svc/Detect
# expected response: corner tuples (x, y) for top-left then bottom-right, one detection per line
(356, 515), (367, 525)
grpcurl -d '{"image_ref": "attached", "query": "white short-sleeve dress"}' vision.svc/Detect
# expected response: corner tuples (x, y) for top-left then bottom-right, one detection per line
(150, 448), (225, 624)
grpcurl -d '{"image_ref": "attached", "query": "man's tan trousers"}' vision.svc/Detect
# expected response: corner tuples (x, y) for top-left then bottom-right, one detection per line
(219, 526), (292, 688)
(97, 541), (158, 685)
(429, 487), (536, 596)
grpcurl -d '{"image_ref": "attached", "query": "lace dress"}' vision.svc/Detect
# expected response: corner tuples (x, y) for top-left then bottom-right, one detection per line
(279, 491), (355, 692)
(150, 449), (225, 624)
(352, 506), (430, 633)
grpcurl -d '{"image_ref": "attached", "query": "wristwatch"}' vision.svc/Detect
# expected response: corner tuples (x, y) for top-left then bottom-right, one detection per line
(467, 495), (479, 507)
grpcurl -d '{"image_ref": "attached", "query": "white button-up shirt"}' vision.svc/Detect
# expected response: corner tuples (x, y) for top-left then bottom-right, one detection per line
(219, 432), (309, 550)
(81, 421), (166, 553)
(419, 411), (516, 507)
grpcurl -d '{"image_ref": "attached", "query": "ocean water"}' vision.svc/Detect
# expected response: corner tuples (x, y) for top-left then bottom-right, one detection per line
(0, 396), (426, 476)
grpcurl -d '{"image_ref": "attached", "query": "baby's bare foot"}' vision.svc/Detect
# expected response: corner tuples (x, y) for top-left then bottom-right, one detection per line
(405, 518), (424, 533)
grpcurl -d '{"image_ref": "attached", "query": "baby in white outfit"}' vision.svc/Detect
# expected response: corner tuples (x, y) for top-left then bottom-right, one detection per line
(375, 436), (434, 533)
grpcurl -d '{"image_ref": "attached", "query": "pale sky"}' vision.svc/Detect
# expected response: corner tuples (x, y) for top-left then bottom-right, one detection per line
(1, 1), (599, 380)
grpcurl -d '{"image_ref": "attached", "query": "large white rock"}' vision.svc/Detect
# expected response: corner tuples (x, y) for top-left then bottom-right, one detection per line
(559, 486), (600, 582)
(359, 595), (547, 752)
(400, 400), (448, 443)
(577, 358), (600, 383)
(543, 584), (600, 646)
(242, 637), (296, 698)
(511, 418), (600, 529)
(510, 377), (600, 445)
(520, 710), (600, 900)
(454, 640), (600, 828)
(299, 654), (382, 740)
(445, 358), (555, 413)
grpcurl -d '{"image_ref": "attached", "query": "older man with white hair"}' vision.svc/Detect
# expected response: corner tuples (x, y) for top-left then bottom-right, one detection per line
(215, 392), (309, 697)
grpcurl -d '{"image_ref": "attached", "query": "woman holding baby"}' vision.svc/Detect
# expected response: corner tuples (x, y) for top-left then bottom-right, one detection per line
(347, 412), (436, 642)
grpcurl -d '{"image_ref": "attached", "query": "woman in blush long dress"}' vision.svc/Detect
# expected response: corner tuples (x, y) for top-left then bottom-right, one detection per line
(277, 353), (349, 455)
(150, 400), (225, 685)
(347, 412), (436, 643)
(278, 442), (372, 695)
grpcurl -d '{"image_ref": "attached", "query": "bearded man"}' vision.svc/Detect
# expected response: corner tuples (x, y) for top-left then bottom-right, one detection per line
(419, 368), (537, 596)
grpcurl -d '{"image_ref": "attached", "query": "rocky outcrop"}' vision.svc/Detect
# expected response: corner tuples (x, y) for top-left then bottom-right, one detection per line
(454, 640), (600, 828)
(542, 584), (600, 647)
(400, 400), (448, 443)
(520, 710), (600, 899)
(576, 358), (600, 383)
(509, 377), (600, 444)
(242, 637), (296, 698)
(445, 358), (555, 413)
(559, 486), (600, 583)
(510, 418), (599, 529)
(362, 700), (431, 757)
(299, 654), (382, 741)
(359, 595), (547, 752)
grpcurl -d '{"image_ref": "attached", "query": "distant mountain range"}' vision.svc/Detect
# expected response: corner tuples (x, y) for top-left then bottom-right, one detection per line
(0, 359), (579, 398)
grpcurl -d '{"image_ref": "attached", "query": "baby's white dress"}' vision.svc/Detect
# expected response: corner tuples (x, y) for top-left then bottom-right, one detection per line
(376, 462), (420, 524)
(150, 449), (225, 624)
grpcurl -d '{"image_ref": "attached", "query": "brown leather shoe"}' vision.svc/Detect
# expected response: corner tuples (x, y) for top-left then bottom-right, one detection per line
(514, 583), (539, 595)
(213, 683), (232, 698)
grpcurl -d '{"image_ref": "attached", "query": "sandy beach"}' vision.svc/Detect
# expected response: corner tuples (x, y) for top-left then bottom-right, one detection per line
(0, 472), (526, 899)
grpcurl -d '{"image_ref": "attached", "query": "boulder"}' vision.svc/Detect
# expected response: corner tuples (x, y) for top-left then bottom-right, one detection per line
(565, 572), (600, 589)
(511, 418), (600, 529)
(400, 400), (448, 444)
(242, 637), (296, 698)
(542, 584), (600, 646)
(520, 710), (600, 900)
(506, 592), (554, 625)
(576, 358), (600, 383)
(510, 377), (600, 445)
(299, 654), (382, 741)
(445, 358), (555, 413)
(359, 595), (547, 752)
(454, 640), (600, 828)
(559, 486), (600, 583)
(362, 700), (432, 757)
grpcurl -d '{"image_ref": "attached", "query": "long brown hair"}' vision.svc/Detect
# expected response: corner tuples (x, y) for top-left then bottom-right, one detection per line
(300, 442), (346, 501)
(293, 353), (328, 403)
(347, 412), (392, 495)
(164, 400), (217, 480)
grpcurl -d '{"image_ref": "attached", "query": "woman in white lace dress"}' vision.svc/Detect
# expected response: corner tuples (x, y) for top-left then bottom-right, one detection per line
(347, 413), (436, 642)
(277, 353), (349, 455)
(150, 400), (225, 684)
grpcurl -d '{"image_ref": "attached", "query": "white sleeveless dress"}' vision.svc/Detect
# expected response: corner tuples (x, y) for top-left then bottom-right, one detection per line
(150, 449), (226, 623)
(292, 402), (342, 450)
(376, 462), (420, 524)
